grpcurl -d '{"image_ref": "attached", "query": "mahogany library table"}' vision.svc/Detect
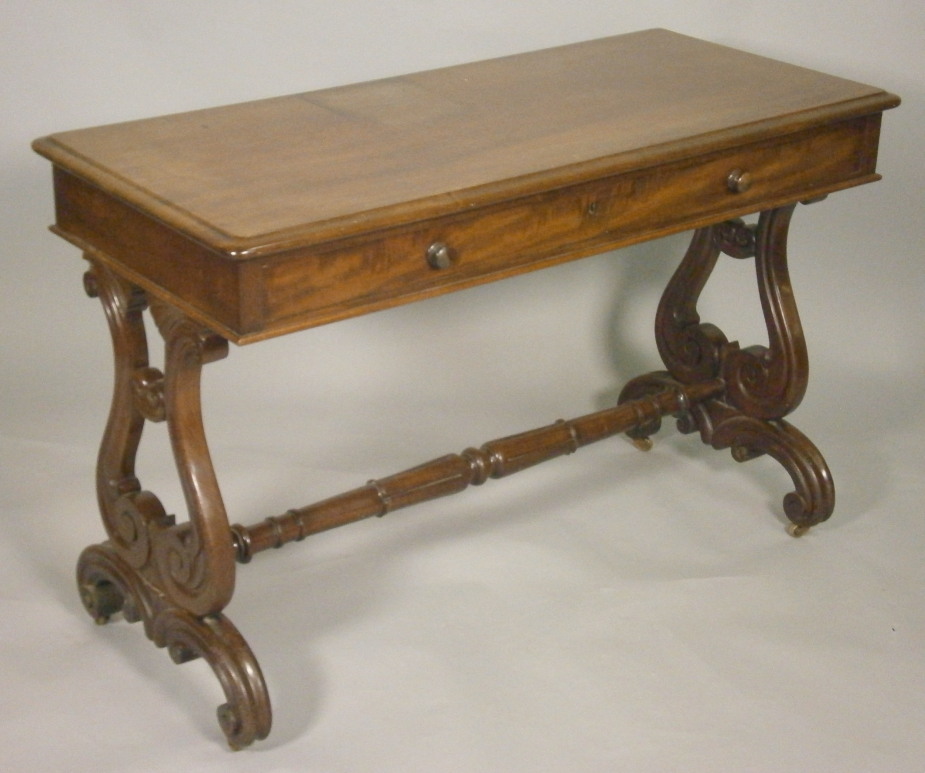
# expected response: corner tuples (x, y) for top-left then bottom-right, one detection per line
(33, 29), (899, 748)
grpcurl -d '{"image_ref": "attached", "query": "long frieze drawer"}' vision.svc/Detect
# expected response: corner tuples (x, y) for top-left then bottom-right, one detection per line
(260, 114), (881, 335)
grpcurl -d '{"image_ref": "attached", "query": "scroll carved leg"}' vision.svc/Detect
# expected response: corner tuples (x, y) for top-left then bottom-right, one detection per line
(77, 544), (271, 749)
(79, 259), (271, 748)
(619, 205), (835, 532)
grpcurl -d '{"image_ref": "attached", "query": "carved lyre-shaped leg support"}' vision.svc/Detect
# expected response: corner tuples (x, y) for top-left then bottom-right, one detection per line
(619, 204), (835, 534)
(77, 259), (271, 749)
(72, 205), (832, 748)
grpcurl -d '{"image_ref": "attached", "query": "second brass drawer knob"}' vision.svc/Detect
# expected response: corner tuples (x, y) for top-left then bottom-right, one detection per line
(426, 242), (455, 269)
(726, 169), (753, 194)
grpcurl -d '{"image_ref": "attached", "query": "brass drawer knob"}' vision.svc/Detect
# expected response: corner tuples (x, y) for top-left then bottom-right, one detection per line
(426, 242), (455, 269)
(726, 169), (753, 194)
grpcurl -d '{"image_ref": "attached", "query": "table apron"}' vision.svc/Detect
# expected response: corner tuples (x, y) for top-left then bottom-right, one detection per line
(51, 114), (882, 343)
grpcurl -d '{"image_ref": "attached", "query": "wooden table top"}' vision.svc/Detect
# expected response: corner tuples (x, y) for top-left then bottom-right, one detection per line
(35, 30), (899, 342)
(34, 29), (897, 258)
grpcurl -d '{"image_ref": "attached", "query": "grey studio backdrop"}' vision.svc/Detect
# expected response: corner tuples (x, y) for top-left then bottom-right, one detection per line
(1, 2), (923, 771)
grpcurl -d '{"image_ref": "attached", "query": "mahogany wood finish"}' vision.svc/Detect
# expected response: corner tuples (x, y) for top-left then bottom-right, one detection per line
(79, 260), (269, 747)
(618, 207), (835, 533)
(231, 378), (726, 562)
(36, 30), (896, 343)
(34, 30), (898, 748)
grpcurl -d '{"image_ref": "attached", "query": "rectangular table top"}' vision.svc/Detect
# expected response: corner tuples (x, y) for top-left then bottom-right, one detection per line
(34, 29), (899, 342)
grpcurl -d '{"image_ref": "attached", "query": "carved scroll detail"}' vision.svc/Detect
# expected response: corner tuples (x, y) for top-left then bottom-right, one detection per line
(83, 261), (259, 745)
(720, 205), (808, 419)
(148, 298), (235, 617)
(713, 218), (757, 259)
(152, 609), (272, 750)
(132, 366), (166, 422)
(691, 400), (835, 528)
(628, 205), (834, 530)
(85, 261), (167, 567)
(87, 260), (235, 615)
(654, 207), (806, 420)
(654, 226), (728, 384)
(77, 544), (271, 749)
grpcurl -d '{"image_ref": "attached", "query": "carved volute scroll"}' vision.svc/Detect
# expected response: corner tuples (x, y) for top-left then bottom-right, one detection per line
(85, 258), (236, 616)
(720, 205), (808, 419)
(77, 543), (272, 748)
(81, 261), (267, 747)
(655, 205), (806, 421)
(634, 205), (834, 530)
(688, 400), (835, 530)
(84, 261), (174, 570)
(132, 366), (166, 423)
(148, 298), (235, 617)
(654, 225), (729, 384)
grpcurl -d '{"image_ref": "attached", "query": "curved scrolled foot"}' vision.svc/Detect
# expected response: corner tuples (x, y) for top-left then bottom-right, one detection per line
(77, 542), (271, 749)
(77, 543), (156, 627)
(151, 608), (272, 750)
(693, 401), (835, 533)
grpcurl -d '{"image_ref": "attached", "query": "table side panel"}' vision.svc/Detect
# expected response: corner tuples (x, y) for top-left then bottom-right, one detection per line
(256, 114), (882, 338)
(51, 167), (247, 336)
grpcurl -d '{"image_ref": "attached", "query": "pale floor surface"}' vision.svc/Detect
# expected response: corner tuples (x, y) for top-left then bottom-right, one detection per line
(2, 372), (924, 772)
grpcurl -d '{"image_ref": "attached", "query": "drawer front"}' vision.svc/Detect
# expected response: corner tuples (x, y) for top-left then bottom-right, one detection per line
(258, 115), (879, 337)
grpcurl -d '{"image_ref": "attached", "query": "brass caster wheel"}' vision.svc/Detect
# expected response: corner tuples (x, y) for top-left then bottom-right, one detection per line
(80, 580), (125, 625)
(787, 523), (810, 538)
(629, 436), (654, 452)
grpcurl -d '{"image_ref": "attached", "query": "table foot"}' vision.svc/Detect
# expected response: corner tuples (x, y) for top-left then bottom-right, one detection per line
(620, 205), (836, 530)
(689, 398), (835, 531)
(619, 372), (834, 531)
(77, 543), (271, 749)
(81, 259), (269, 747)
